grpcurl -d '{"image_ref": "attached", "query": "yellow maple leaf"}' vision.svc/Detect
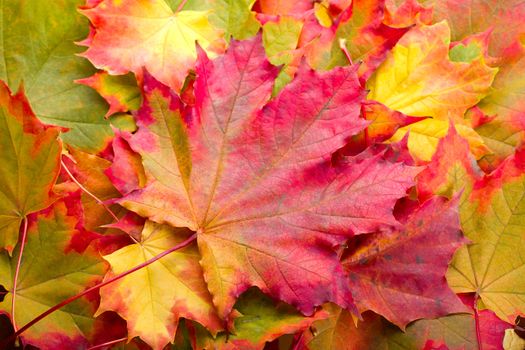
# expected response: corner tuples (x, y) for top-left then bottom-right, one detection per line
(97, 221), (222, 350)
(447, 149), (525, 323)
(367, 21), (497, 160)
(81, 0), (224, 91)
(368, 21), (496, 119)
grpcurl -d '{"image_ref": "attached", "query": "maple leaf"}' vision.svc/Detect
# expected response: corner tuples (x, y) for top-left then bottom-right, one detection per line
(76, 72), (141, 118)
(117, 35), (417, 320)
(424, 0), (525, 56)
(0, 82), (62, 254)
(473, 38), (525, 171)
(342, 196), (468, 328)
(367, 21), (497, 160)
(0, 201), (107, 348)
(0, 0), (112, 151)
(80, 0), (225, 91)
(302, 303), (510, 350)
(261, 15), (305, 94)
(415, 124), (525, 338)
(196, 288), (327, 350)
(6, 0), (525, 346)
(367, 21), (497, 118)
(97, 221), (222, 350)
(209, 0), (260, 40)
(299, 303), (356, 350)
(447, 147), (525, 323)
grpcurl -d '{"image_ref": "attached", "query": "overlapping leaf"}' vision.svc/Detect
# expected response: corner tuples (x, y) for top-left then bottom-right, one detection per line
(106, 133), (147, 196)
(0, 82), (62, 253)
(415, 121), (525, 324)
(196, 288), (326, 350)
(62, 149), (126, 234)
(81, 0), (225, 91)
(447, 147), (525, 322)
(306, 0), (409, 78)
(343, 196), (467, 328)
(0, 0), (112, 150)
(261, 15), (305, 94)
(424, 0), (525, 56)
(97, 221), (222, 350)
(360, 100), (423, 144)
(0, 201), (107, 348)
(302, 303), (510, 350)
(474, 38), (525, 171)
(367, 21), (497, 160)
(384, 0), (433, 28)
(76, 72), (141, 118)
(209, 0), (260, 40)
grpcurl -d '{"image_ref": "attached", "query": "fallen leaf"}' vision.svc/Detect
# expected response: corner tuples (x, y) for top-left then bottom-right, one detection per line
(197, 288), (326, 350)
(97, 221), (222, 350)
(0, 82), (62, 253)
(368, 21), (497, 119)
(343, 196), (468, 328)
(0, 0), (112, 150)
(81, 0), (225, 91)
(306, 0), (409, 79)
(302, 299), (510, 350)
(447, 147), (525, 323)
(119, 35), (417, 321)
(474, 38), (525, 170)
(76, 72), (141, 118)
(423, 0), (525, 56)
(209, 0), (260, 40)
(0, 201), (107, 348)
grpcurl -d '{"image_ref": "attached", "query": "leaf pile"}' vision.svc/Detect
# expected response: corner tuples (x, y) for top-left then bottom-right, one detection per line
(0, 0), (524, 349)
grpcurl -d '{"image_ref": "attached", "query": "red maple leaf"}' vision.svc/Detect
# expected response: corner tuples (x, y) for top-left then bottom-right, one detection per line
(115, 35), (418, 319)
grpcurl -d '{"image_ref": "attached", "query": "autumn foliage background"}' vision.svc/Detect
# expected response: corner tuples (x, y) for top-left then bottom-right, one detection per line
(0, 0), (525, 349)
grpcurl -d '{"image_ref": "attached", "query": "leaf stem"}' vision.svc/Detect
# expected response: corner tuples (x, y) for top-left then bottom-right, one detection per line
(87, 337), (128, 350)
(291, 332), (304, 350)
(339, 39), (353, 65)
(3, 233), (197, 347)
(176, 0), (188, 12)
(61, 159), (119, 223)
(11, 217), (28, 332)
(474, 293), (483, 350)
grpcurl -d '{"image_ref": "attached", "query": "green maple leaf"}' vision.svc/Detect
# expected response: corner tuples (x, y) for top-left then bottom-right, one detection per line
(0, 0), (112, 151)
(0, 201), (107, 348)
(0, 82), (61, 253)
